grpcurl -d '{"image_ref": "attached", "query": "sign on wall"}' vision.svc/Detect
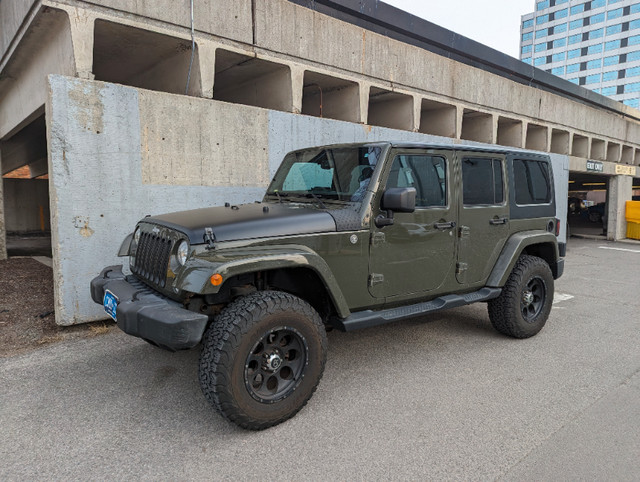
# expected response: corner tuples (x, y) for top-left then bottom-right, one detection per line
(615, 165), (637, 176)
(586, 160), (604, 172)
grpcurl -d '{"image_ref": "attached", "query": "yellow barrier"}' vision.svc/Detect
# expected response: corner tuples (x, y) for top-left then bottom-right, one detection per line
(626, 201), (640, 240)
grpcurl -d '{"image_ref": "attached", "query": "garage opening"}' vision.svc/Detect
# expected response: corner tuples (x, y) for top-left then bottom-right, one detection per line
(302, 71), (360, 122)
(213, 49), (292, 112)
(367, 87), (414, 131)
(419, 99), (457, 138)
(1, 114), (51, 257)
(93, 20), (201, 96)
(460, 109), (493, 144)
(567, 171), (609, 238)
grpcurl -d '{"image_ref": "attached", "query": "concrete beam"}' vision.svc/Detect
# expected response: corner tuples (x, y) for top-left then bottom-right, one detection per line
(64, 6), (96, 79)
(28, 158), (48, 178)
(607, 175), (633, 241)
(197, 40), (217, 99)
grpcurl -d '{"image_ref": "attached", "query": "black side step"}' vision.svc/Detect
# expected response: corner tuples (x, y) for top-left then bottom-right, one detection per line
(333, 287), (502, 332)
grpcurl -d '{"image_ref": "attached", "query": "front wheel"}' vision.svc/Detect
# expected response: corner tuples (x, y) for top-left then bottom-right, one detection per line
(199, 291), (327, 430)
(488, 255), (554, 339)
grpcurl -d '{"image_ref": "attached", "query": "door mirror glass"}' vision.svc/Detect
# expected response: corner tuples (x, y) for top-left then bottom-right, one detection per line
(382, 187), (416, 213)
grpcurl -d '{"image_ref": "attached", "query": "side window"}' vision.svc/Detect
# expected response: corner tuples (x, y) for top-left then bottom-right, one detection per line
(462, 157), (504, 205)
(385, 155), (447, 207)
(513, 159), (551, 205)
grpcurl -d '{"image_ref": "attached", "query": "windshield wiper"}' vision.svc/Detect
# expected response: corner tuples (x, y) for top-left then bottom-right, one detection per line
(305, 192), (327, 209)
(266, 191), (289, 203)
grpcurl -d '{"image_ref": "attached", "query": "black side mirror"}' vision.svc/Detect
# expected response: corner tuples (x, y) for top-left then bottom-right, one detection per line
(376, 187), (416, 227)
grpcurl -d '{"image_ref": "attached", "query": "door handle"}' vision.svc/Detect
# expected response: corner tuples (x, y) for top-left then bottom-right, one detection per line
(434, 221), (456, 230)
(489, 217), (508, 225)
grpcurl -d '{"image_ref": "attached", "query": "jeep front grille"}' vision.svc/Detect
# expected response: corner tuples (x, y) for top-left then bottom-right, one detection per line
(132, 232), (173, 287)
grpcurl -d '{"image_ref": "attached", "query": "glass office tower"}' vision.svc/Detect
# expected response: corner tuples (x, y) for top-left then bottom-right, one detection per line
(520, 0), (640, 109)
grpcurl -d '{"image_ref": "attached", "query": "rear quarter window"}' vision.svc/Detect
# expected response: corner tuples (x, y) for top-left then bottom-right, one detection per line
(514, 159), (551, 205)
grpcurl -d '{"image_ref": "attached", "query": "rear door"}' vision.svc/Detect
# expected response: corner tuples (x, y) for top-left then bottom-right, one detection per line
(456, 152), (510, 285)
(368, 149), (457, 298)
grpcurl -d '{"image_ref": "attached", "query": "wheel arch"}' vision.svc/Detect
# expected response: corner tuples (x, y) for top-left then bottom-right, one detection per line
(486, 231), (560, 287)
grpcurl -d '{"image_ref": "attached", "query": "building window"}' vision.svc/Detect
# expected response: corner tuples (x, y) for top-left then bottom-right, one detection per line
(605, 39), (622, 50)
(552, 52), (565, 62)
(555, 23), (568, 33)
(591, 0), (606, 8)
(630, 19), (640, 31)
(523, 32), (534, 42)
(534, 56), (547, 66)
(631, 3), (640, 14)
(590, 28), (604, 39)
(602, 70), (618, 81)
(604, 54), (619, 66)
(623, 98), (639, 108)
(608, 8), (623, 20)
(522, 45), (533, 54)
(570, 4), (585, 15)
(568, 77), (580, 84)
(627, 66), (640, 77)
(590, 13), (605, 24)
(585, 73), (601, 84)
(536, 28), (547, 38)
(523, 57), (533, 64)
(537, 1), (550, 10)
(523, 19), (534, 29)
(568, 48), (581, 59)
(567, 63), (580, 73)
(555, 8), (569, 19)
(587, 44), (603, 54)
(537, 14), (550, 24)
(607, 24), (623, 35)
(570, 19), (583, 30)
(629, 35), (640, 45)
(586, 59), (602, 70)
(551, 66), (565, 75)
(628, 50), (640, 62)
(535, 42), (547, 52)
(601, 86), (617, 96)
(627, 82), (640, 92)
(553, 38), (567, 48)
(568, 33), (581, 44)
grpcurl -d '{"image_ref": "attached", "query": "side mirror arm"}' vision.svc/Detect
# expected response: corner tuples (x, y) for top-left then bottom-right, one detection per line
(375, 210), (395, 228)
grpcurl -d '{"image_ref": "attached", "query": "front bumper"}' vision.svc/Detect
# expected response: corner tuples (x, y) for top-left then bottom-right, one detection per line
(90, 265), (208, 351)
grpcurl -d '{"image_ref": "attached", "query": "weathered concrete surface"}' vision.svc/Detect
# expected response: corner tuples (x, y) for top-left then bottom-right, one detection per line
(2, 179), (50, 233)
(0, 8), (75, 139)
(1, 239), (638, 480)
(608, 175), (634, 241)
(47, 75), (569, 325)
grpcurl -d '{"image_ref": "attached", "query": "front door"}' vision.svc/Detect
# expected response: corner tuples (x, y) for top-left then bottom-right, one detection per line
(369, 150), (457, 299)
(456, 153), (510, 285)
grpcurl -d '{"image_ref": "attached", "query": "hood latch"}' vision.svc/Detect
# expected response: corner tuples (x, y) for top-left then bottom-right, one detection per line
(204, 227), (216, 250)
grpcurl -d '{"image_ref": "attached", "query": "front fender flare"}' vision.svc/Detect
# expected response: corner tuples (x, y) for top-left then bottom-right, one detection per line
(175, 245), (351, 318)
(486, 231), (560, 287)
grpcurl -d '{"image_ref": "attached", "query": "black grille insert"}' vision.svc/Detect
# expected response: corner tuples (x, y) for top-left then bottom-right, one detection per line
(132, 232), (173, 287)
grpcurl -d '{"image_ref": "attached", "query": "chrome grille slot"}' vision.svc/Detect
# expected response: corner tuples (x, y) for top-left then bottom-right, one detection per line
(133, 231), (173, 288)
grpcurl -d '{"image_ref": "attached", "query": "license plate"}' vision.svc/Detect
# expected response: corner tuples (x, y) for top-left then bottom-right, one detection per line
(103, 290), (118, 321)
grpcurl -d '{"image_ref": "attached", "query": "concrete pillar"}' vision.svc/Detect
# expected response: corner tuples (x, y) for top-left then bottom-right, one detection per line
(198, 40), (217, 99)
(66, 9), (96, 80)
(359, 84), (371, 124)
(607, 174), (633, 241)
(0, 150), (6, 260)
(291, 66), (305, 115)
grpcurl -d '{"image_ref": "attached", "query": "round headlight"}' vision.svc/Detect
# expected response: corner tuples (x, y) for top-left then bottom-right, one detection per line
(133, 227), (141, 244)
(130, 227), (141, 256)
(176, 240), (189, 266)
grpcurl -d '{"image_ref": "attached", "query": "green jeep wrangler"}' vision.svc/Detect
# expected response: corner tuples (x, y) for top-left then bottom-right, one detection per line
(91, 142), (565, 430)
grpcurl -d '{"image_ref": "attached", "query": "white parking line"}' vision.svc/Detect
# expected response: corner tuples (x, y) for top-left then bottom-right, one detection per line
(553, 293), (575, 304)
(598, 246), (640, 254)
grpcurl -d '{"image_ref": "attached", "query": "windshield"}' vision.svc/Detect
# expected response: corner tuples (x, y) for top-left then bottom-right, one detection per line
(267, 146), (383, 202)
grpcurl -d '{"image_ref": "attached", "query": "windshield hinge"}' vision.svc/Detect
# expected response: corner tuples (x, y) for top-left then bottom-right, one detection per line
(370, 232), (385, 246)
(204, 227), (216, 250)
(368, 273), (384, 287)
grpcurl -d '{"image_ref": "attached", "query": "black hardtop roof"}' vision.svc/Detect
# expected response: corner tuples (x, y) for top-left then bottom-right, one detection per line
(291, 142), (551, 159)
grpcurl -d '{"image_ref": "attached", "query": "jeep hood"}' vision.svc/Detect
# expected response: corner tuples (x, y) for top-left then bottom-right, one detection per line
(143, 203), (337, 244)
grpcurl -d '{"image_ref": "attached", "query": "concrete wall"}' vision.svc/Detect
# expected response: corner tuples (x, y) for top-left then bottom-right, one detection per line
(2, 179), (50, 233)
(47, 75), (569, 325)
(0, 159), (5, 260)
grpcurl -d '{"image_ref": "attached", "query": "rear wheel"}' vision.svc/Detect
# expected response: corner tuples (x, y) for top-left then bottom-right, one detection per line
(199, 291), (327, 430)
(488, 255), (554, 339)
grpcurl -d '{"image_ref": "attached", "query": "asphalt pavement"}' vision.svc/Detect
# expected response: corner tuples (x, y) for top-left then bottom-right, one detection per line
(2, 237), (639, 480)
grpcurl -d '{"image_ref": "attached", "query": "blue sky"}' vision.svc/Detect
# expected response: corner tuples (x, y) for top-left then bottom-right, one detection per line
(383, 0), (534, 58)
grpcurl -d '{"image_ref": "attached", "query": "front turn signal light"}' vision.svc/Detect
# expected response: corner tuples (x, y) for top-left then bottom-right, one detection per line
(210, 273), (223, 286)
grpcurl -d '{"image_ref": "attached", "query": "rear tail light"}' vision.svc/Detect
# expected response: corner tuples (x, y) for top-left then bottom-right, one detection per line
(555, 218), (561, 237)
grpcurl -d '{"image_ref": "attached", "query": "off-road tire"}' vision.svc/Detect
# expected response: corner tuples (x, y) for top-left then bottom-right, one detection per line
(488, 255), (554, 339)
(198, 290), (327, 430)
